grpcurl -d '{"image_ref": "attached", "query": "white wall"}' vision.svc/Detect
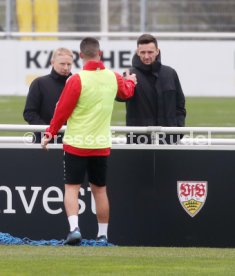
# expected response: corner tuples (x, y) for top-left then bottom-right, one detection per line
(0, 40), (235, 96)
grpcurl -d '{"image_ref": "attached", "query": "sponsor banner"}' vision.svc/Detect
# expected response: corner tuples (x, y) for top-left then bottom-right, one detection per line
(0, 40), (235, 96)
(0, 185), (95, 215)
(0, 148), (235, 246)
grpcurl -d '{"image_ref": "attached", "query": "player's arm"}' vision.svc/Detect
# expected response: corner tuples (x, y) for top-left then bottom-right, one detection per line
(115, 70), (137, 100)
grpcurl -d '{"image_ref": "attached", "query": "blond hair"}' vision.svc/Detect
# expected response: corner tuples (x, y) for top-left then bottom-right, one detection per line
(51, 48), (73, 61)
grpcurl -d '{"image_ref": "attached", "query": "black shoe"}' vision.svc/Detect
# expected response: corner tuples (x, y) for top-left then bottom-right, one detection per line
(96, 235), (108, 243)
(64, 227), (82, 245)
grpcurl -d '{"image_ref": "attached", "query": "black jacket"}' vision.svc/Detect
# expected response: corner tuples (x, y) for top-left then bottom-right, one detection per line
(125, 52), (186, 127)
(23, 68), (71, 142)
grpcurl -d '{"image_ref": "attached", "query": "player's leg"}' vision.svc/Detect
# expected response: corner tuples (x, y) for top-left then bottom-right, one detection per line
(63, 152), (87, 245)
(88, 156), (109, 242)
(90, 184), (109, 241)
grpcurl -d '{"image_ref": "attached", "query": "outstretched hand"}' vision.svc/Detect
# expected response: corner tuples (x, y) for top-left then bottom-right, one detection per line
(41, 136), (51, 151)
(124, 69), (137, 85)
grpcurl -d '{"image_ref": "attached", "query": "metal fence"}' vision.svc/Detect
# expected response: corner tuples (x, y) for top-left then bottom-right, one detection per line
(1, 0), (235, 35)
(1, 125), (235, 149)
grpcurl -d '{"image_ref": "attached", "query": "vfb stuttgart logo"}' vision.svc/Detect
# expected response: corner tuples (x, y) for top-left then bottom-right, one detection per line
(177, 181), (208, 217)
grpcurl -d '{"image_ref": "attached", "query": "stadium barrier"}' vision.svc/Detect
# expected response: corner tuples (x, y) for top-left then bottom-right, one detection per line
(0, 125), (235, 247)
(2, 136), (235, 145)
(1, 31), (235, 39)
(1, 124), (235, 147)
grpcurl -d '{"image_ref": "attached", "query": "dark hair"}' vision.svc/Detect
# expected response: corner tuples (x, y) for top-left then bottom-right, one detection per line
(80, 37), (100, 58)
(137, 34), (158, 48)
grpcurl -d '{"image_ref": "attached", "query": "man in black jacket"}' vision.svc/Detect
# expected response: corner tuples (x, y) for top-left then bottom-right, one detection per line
(23, 48), (73, 143)
(120, 34), (186, 144)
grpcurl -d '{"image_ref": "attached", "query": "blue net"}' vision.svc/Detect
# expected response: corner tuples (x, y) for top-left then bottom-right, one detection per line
(0, 232), (114, 247)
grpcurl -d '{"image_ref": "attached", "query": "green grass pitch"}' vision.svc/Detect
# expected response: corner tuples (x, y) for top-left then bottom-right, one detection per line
(1, 96), (235, 127)
(0, 245), (235, 275)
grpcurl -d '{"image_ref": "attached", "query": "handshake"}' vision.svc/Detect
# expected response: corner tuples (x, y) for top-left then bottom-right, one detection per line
(123, 69), (137, 85)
